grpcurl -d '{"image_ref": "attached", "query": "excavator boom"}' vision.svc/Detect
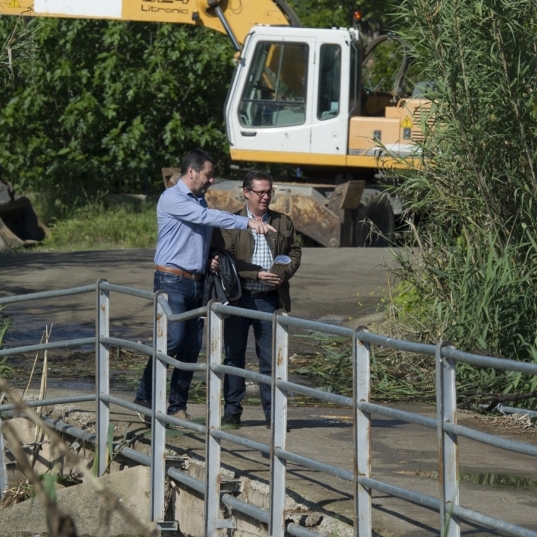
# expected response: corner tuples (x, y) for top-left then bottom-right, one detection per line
(2, 0), (300, 47)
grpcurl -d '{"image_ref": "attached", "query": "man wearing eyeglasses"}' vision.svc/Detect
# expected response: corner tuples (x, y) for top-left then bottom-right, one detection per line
(133, 150), (276, 426)
(212, 171), (301, 428)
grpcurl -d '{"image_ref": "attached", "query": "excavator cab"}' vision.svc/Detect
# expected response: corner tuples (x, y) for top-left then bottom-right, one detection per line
(226, 26), (353, 166)
(226, 26), (427, 167)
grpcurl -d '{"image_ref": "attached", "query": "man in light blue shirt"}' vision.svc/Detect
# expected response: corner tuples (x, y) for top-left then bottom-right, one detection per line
(134, 148), (276, 424)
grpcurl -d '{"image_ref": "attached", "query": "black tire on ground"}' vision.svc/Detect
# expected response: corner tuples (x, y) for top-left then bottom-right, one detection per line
(352, 189), (395, 247)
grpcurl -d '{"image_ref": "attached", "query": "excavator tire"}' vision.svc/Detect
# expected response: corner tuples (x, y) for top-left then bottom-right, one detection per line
(352, 188), (394, 247)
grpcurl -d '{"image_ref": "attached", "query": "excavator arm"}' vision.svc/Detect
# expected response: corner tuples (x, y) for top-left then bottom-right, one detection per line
(1, 0), (301, 49)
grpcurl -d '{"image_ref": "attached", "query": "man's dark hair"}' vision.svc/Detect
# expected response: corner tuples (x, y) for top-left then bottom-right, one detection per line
(181, 148), (214, 176)
(242, 170), (273, 190)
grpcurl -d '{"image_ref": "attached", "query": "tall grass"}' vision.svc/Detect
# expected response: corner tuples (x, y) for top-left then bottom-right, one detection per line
(390, 0), (537, 402)
(0, 16), (38, 85)
(36, 199), (158, 251)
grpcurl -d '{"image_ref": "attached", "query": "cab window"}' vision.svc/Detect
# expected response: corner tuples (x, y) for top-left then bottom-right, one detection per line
(317, 44), (341, 120)
(239, 42), (308, 128)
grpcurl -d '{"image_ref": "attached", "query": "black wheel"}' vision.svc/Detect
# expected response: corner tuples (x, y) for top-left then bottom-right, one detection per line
(352, 189), (395, 247)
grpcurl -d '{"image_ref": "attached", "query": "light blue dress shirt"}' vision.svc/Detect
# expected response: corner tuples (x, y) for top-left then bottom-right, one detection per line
(154, 180), (249, 273)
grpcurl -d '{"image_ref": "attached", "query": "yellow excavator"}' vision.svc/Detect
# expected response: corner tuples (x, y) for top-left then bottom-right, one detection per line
(3, 0), (430, 247)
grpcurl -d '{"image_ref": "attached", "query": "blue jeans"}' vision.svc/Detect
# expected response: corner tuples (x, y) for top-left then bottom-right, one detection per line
(136, 271), (204, 414)
(223, 291), (279, 421)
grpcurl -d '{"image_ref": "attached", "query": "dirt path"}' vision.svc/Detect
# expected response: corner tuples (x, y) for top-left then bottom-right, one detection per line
(0, 247), (396, 347)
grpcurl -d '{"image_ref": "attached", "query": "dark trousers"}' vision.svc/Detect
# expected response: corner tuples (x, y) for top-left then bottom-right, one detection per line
(136, 270), (204, 414)
(223, 291), (279, 421)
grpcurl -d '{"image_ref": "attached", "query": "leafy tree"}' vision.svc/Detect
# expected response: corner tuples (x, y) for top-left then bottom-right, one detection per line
(0, 17), (234, 202)
(289, 0), (396, 33)
(392, 0), (537, 395)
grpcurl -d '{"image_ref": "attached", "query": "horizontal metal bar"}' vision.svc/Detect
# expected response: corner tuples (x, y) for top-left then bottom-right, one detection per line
(100, 394), (150, 416)
(452, 504), (537, 537)
(274, 449), (353, 482)
(357, 331), (436, 355)
(0, 285), (96, 306)
(287, 523), (324, 537)
(168, 306), (208, 323)
(103, 396), (207, 433)
(100, 337), (153, 356)
(221, 493), (269, 524)
(0, 394), (95, 413)
(444, 423), (537, 457)
(157, 413), (206, 434)
(359, 402), (437, 429)
(39, 414), (209, 500)
(442, 347), (537, 375)
(497, 404), (537, 419)
(276, 380), (353, 407)
(99, 282), (154, 301)
(277, 316), (354, 338)
(41, 415), (97, 444)
(119, 446), (151, 466)
(118, 437), (206, 496)
(168, 466), (206, 495)
(210, 429), (270, 454)
(157, 352), (207, 373)
(213, 364), (271, 386)
(359, 477), (441, 510)
(0, 338), (96, 357)
(213, 303), (273, 322)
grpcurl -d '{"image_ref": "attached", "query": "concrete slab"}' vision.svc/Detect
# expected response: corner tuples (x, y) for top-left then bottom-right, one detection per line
(0, 465), (156, 536)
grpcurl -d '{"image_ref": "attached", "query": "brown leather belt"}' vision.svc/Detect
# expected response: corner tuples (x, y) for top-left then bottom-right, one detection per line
(154, 264), (204, 281)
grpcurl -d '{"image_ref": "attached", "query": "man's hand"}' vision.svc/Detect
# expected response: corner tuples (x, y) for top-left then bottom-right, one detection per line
(210, 254), (220, 274)
(248, 219), (277, 234)
(258, 271), (284, 286)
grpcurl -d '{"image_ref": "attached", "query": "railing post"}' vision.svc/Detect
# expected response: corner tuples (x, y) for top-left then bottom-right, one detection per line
(354, 327), (371, 537)
(151, 291), (168, 523)
(0, 418), (7, 498)
(205, 300), (224, 537)
(96, 279), (109, 477)
(436, 341), (460, 537)
(269, 310), (288, 537)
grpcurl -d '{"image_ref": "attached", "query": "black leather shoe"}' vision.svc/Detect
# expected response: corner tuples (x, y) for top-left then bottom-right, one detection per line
(222, 412), (241, 426)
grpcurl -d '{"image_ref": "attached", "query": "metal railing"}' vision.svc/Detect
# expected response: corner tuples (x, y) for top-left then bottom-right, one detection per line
(1, 281), (537, 537)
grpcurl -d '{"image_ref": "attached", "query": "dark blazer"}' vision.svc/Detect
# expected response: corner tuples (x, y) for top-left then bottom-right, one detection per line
(211, 205), (301, 312)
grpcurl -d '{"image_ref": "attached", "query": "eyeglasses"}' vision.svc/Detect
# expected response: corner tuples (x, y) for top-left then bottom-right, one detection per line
(248, 188), (275, 198)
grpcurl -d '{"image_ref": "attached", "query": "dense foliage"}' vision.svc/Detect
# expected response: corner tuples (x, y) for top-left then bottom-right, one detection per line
(0, 17), (234, 203)
(0, 0), (398, 209)
(290, 0), (395, 32)
(392, 0), (537, 397)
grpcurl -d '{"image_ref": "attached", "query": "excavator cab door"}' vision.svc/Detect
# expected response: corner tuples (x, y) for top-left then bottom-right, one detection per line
(226, 28), (315, 158)
(309, 35), (353, 159)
